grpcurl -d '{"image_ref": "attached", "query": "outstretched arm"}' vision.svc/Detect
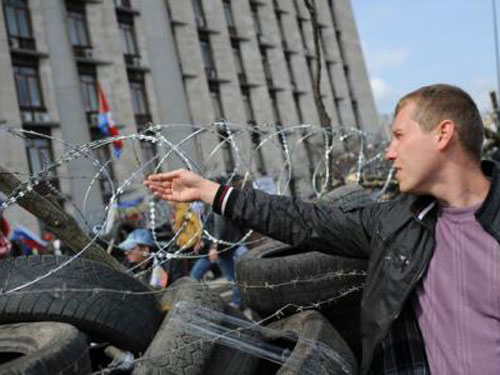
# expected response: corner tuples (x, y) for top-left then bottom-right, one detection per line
(145, 169), (375, 258)
(144, 169), (219, 205)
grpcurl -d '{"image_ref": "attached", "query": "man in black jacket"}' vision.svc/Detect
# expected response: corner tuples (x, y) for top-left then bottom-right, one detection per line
(144, 84), (500, 375)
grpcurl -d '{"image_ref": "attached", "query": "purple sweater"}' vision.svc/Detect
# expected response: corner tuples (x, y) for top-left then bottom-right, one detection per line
(415, 204), (500, 375)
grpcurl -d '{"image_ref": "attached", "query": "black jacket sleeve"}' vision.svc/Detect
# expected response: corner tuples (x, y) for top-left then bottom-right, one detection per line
(223, 187), (379, 259)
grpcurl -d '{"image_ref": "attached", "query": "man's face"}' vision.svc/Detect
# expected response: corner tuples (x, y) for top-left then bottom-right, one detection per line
(125, 244), (151, 264)
(386, 103), (440, 194)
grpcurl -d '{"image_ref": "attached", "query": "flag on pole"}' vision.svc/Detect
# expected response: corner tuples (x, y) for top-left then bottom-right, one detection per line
(97, 83), (123, 158)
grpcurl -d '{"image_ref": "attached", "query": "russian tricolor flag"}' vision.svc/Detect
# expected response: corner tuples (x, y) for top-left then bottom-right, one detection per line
(11, 226), (47, 255)
(97, 83), (123, 158)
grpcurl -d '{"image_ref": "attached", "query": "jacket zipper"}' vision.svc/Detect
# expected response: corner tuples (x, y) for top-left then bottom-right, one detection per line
(390, 216), (435, 322)
(364, 218), (435, 374)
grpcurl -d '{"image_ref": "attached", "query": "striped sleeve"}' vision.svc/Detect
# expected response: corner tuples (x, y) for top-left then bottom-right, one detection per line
(212, 185), (238, 215)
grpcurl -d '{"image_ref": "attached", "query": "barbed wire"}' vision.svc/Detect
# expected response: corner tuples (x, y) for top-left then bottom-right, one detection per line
(0, 121), (387, 373)
(0, 268), (367, 299)
(86, 282), (364, 374)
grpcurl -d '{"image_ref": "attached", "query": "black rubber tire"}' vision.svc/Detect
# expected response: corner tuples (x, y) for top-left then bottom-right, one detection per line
(133, 277), (225, 375)
(235, 243), (367, 316)
(0, 255), (163, 354)
(0, 321), (91, 375)
(318, 184), (374, 208)
(258, 310), (358, 375)
(236, 184), (370, 360)
(321, 290), (363, 362)
(205, 305), (260, 375)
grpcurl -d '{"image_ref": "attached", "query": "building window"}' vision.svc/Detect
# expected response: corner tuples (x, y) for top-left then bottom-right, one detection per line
(242, 87), (266, 174)
(192, 0), (206, 28)
(328, 0), (338, 25)
(24, 127), (64, 210)
(275, 8), (285, 44)
(217, 125), (235, 174)
(250, 3), (262, 37)
(241, 87), (254, 123)
(66, 2), (90, 48)
(293, 92), (303, 124)
(3, 0), (35, 49)
(209, 83), (233, 171)
(251, 131), (266, 174)
(127, 71), (155, 171)
(269, 91), (280, 124)
(199, 33), (215, 69)
(128, 71), (151, 128)
(24, 127), (65, 226)
(285, 52), (296, 89)
(306, 55), (314, 81)
(118, 15), (138, 56)
(130, 81), (148, 115)
(209, 83), (224, 120)
(335, 29), (345, 60)
(90, 129), (115, 203)
(223, 0), (234, 27)
(140, 138), (158, 175)
(223, 0), (236, 35)
(13, 61), (44, 110)
(232, 41), (245, 81)
(297, 18), (308, 54)
(260, 47), (272, 86)
(78, 67), (98, 114)
(326, 62), (343, 127)
(351, 99), (361, 129)
(199, 33), (217, 80)
(25, 128), (56, 178)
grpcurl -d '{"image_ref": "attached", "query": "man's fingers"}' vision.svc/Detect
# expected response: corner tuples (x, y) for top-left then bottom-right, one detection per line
(150, 186), (172, 196)
(152, 188), (174, 199)
(145, 181), (171, 189)
(144, 169), (194, 202)
(146, 169), (185, 182)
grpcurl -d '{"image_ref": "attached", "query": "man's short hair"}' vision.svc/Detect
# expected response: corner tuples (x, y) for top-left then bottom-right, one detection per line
(395, 84), (484, 160)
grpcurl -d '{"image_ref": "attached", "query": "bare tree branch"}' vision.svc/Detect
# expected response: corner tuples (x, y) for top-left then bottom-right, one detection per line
(0, 164), (123, 271)
(304, 0), (331, 127)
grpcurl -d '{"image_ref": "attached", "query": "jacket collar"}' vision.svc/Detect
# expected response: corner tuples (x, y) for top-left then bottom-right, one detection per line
(407, 160), (500, 233)
(409, 195), (437, 228)
(475, 160), (500, 239)
(410, 195), (435, 218)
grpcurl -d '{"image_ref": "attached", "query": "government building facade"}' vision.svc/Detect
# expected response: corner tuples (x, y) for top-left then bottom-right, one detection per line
(0, 0), (377, 231)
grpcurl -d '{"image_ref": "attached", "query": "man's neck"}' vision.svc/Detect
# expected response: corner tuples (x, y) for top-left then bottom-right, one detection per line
(431, 162), (490, 208)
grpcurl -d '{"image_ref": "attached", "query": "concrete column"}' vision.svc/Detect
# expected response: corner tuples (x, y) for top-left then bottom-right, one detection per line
(140, 0), (202, 172)
(40, 0), (104, 224)
(0, 4), (39, 232)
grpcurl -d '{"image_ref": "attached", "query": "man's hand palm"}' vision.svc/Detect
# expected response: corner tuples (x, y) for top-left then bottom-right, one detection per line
(172, 181), (198, 201)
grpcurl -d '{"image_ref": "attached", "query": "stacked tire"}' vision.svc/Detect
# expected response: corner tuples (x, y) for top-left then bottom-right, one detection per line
(124, 184), (368, 374)
(0, 255), (163, 374)
(236, 184), (373, 361)
(134, 277), (359, 375)
(0, 184), (370, 374)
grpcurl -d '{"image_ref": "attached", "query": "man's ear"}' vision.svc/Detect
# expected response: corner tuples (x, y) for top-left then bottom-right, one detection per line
(435, 119), (455, 150)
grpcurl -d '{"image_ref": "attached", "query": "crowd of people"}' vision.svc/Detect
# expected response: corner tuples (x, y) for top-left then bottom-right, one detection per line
(115, 183), (248, 309)
(0, 179), (249, 310)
